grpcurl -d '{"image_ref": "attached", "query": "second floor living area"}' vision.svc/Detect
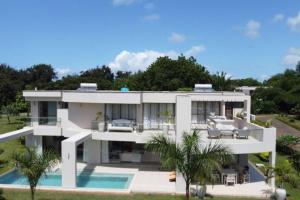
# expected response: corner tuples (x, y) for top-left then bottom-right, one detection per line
(23, 84), (251, 138)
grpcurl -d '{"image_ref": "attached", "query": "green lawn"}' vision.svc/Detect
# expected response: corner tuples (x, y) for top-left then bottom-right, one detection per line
(275, 115), (300, 131)
(0, 189), (263, 200)
(249, 153), (300, 200)
(0, 115), (26, 174)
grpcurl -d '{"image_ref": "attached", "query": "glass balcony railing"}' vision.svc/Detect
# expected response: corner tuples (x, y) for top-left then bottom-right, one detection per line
(26, 117), (61, 127)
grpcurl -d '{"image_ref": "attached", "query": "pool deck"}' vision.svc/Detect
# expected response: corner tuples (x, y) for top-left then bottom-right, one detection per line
(0, 162), (273, 198)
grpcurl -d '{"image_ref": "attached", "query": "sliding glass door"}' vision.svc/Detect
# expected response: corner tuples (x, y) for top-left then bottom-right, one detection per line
(191, 101), (220, 124)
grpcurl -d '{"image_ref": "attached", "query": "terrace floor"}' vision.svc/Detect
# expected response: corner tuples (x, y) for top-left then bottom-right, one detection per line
(73, 162), (271, 198)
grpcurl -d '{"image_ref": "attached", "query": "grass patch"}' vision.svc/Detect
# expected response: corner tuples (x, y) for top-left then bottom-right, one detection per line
(275, 115), (300, 131)
(0, 189), (262, 200)
(249, 153), (300, 200)
(0, 116), (26, 174)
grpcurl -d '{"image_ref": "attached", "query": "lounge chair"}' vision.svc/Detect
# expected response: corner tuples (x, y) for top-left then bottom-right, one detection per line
(208, 128), (221, 138)
(236, 129), (250, 139)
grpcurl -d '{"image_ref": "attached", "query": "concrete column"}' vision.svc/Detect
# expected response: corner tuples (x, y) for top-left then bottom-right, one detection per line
(85, 139), (101, 164)
(136, 104), (143, 126)
(221, 101), (226, 117)
(244, 97), (251, 123)
(175, 95), (191, 193)
(25, 135), (43, 155)
(31, 101), (39, 127)
(101, 141), (109, 163)
(62, 141), (77, 188)
(269, 151), (276, 189)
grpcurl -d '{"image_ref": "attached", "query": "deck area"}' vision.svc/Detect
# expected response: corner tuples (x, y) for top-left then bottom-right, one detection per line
(72, 162), (271, 198)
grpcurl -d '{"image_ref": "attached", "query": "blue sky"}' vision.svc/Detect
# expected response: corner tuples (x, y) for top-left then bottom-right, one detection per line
(1, 0), (300, 80)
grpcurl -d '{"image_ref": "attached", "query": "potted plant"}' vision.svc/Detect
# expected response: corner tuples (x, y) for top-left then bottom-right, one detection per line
(95, 111), (105, 131)
(160, 110), (174, 135)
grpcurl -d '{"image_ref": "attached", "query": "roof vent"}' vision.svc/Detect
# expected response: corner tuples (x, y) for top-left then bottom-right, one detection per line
(77, 83), (97, 91)
(194, 84), (214, 92)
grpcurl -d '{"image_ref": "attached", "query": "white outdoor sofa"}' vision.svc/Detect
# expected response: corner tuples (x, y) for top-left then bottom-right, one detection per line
(107, 119), (134, 132)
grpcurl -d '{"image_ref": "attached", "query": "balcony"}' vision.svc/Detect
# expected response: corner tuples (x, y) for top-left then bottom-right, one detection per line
(26, 117), (62, 136)
(191, 116), (275, 154)
(90, 120), (175, 143)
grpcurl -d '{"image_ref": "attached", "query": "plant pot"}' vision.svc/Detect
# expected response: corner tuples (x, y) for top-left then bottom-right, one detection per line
(162, 124), (169, 135)
(195, 184), (206, 198)
(98, 122), (105, 131)
(275, 188), (286, 200)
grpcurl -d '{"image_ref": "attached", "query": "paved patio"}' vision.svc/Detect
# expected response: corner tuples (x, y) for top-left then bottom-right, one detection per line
(71, 162), (272, 198)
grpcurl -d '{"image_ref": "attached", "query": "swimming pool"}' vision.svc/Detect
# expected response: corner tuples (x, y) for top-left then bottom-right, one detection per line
(0, 170), (134, 189)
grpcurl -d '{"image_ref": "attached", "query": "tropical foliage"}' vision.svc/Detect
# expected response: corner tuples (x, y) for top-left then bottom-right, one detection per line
(12, 147), (58, 200)
(146, 130), (232, 199)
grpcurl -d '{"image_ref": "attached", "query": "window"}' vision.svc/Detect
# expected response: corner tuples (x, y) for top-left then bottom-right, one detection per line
(38, 101), (57, 125)
(191, 101), (220, 124)
(143, 103), (175, 129)
(105, 104), (137, 121)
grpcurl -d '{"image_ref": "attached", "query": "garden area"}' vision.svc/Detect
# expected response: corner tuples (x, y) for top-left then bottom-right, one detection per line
(275, 115), (300, 132)
(0, 115), (26, 174)
(0, 189), (264, 200)
(249, 135), (300, 200)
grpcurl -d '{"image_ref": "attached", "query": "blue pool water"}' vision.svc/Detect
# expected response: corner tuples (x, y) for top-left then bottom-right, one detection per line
(0, 170), (133, 189)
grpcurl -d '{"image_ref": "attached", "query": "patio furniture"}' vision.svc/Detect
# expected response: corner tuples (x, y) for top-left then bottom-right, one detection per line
(212, 172), (221, 183)
(107, 119), (134, 132)
(236, 129), (250, 139)
(119, 152), (142, 163)
(216, 124), (235, 138)
(225, 174), (236, 186)
(243, 173), (250, 183)
(220, 169), (237, 184)
(208, 128), (221, 138)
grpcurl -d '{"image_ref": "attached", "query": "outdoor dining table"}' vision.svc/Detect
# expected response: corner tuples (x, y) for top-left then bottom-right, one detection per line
(220, 168), (238, 184)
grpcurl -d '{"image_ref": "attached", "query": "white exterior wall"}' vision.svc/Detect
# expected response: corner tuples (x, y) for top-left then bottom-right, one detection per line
(57, 103), (105, 137)
(62, 92), (141, 104)
(175, 95), (191, 193)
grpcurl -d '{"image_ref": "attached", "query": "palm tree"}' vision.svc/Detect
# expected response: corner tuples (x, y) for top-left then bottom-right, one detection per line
(13, 147), (58, 200)
(212, 71), (232, 91)
(146, 130), (232, 200)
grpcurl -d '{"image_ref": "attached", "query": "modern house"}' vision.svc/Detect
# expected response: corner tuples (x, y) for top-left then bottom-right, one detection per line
(0, 83), (276, 196)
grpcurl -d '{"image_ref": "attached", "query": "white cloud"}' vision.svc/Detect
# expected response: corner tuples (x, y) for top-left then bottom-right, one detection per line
(272, 14), (284, 23)
(109, 45), (206, 71)
(283, 47), (300, 66)
(168, 32), (186, 43)
(244, 20), (261, 39)
(184, 45), (206, 57)
(260, 74), (270, 81)
(144, 2), (154, 10)
(143, 14), (160, 21)
(112, 0), (137, 6)
(56, 68), (71, 78)
(287, 12), (300, 32)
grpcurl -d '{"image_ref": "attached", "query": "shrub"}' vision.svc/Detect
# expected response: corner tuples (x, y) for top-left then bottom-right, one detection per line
(265, 120), (272, 128)
(258, 152), (269, 162)
(277, 135), (300, 155)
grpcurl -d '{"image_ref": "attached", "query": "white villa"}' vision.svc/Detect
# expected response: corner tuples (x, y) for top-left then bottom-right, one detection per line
(0, 83), (276, 197)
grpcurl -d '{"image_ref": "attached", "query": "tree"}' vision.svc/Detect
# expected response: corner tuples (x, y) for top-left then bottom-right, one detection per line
(275, 160), (299, 188)
(211, 71), (233, 91)
(1, 104), (19, 123)
(146, 130), (232, 199)
(25, 64), (57, 89)
(143, 56), (211, 91)
(13, 147), (58, 200)
(15, 93), (30, 113)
